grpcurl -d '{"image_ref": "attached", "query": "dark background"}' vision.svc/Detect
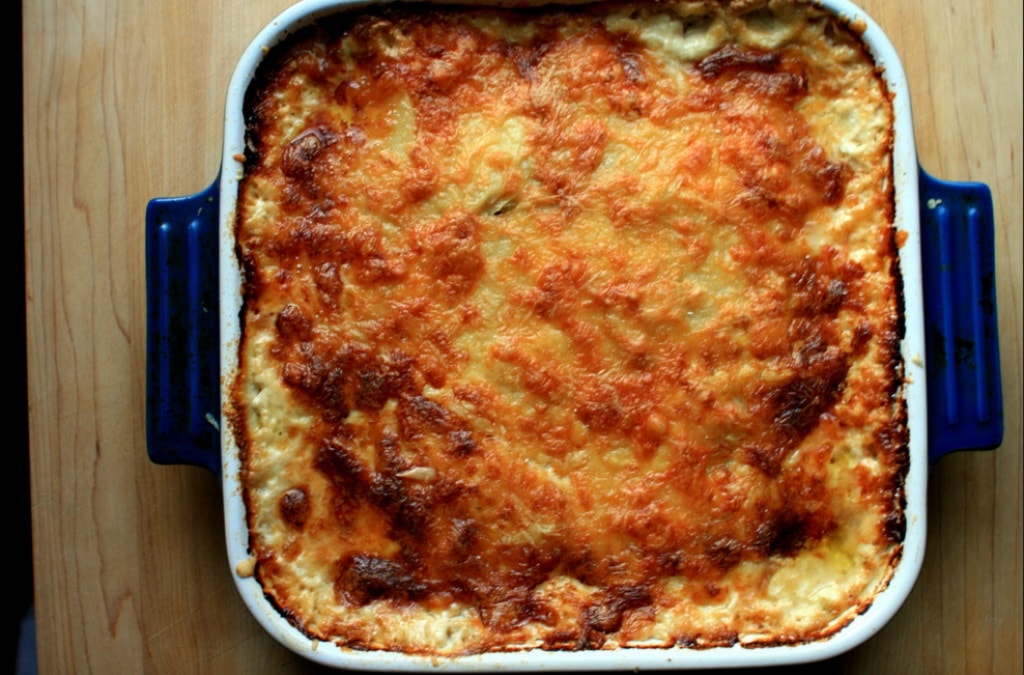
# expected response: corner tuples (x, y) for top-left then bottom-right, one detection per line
(13, 0), (34, 672)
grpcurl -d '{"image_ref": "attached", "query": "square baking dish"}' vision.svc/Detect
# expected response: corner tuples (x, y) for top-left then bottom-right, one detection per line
(145, 0), (1003, 669)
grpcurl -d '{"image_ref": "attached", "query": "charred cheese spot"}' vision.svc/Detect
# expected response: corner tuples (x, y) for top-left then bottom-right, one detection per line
(234, 1), (907, 657)
(279, 487), (311, 529)
(337, 555), (427, 604)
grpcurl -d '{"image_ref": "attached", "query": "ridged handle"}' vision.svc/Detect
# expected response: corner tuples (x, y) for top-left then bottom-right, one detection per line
(145, 180), (222, 473)
(918, 168), (1004, 463)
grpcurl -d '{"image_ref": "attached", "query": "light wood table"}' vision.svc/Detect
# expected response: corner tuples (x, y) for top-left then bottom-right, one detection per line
(24, 0), (1022, 672)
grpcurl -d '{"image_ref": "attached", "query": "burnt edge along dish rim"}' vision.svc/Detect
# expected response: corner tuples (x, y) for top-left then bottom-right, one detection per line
(143, 0), (1002, 669)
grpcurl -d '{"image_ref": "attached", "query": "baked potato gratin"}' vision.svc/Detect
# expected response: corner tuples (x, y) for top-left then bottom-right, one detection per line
(230, 0), (908, 655)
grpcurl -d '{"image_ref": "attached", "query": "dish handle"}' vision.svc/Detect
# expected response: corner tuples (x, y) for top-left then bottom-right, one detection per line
(145, 180), (222, 474)
(918, 167), (1004, 463)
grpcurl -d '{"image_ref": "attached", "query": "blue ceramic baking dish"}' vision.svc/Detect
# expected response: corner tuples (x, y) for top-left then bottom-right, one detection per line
(145, 0), (1004, 669)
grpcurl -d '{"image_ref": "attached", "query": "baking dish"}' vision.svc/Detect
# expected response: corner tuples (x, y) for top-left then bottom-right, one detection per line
(145, 0), (1004, 669)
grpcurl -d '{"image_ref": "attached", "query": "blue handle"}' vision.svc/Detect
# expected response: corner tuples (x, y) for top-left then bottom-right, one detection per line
(145, 180), (222, 473)
(918, 168), (1004, 463)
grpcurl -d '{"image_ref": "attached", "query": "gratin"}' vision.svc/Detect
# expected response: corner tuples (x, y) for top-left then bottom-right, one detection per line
(229, 0), (908, 655)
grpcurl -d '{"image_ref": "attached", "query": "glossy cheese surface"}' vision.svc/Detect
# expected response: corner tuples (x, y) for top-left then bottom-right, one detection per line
(231, 0), (907, 654)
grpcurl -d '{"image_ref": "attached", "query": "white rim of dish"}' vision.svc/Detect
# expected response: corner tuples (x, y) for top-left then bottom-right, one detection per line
(216, 0), (928, 669)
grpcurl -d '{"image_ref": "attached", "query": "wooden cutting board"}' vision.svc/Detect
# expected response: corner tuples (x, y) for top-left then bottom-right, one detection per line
(23, 0), (1022, 672)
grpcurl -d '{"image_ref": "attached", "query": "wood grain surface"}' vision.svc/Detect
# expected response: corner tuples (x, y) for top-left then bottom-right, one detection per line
(23, 0), (1022, 672)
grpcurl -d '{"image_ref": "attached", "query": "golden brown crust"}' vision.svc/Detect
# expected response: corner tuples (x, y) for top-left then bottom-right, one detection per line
(232, 0), (907, 655)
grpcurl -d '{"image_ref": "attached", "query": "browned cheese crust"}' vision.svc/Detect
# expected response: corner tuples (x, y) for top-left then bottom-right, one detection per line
(231, 0), (908, 655)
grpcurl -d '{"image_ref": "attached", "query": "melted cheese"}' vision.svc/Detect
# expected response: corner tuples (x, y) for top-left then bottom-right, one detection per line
(231, 0), (907, 655)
